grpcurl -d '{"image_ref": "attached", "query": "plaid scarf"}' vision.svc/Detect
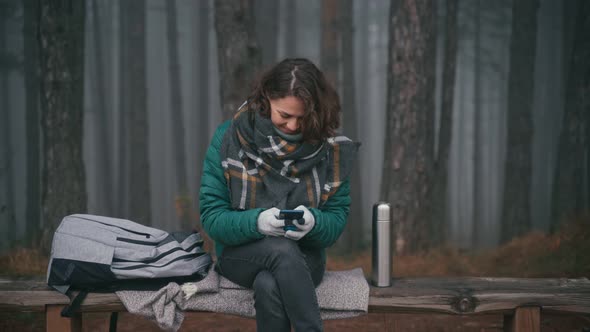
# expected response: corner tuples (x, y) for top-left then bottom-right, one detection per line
(220, 108), (359, 210)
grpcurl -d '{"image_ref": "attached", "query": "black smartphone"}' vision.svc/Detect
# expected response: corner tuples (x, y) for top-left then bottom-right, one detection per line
(279, 210), (304, 231)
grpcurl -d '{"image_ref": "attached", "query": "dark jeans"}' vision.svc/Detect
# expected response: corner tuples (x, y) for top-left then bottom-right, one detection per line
(216, 237), (325, 332)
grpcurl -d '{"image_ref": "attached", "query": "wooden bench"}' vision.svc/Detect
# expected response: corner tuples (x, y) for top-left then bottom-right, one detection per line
(1, 277), (589, 331)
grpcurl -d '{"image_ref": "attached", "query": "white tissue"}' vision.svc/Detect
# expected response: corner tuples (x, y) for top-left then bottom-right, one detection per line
(181, 283), (199, 300)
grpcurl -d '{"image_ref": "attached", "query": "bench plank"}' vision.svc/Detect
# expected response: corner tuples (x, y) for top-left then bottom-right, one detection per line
(2, 277), (590, 316)
(0, 290), (125, 313)
(369, 277), (590, 315)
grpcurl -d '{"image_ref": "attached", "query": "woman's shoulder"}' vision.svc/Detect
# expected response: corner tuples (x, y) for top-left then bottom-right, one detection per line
(214, 120), (232, 137)
(210, 120), (232, 146)
(325, 135), (360, 154)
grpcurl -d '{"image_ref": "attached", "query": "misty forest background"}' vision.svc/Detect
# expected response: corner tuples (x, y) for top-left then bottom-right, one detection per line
(0, 0), (588, 261)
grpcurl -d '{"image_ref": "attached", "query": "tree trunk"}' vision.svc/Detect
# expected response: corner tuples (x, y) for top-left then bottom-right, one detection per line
(356, 0), (368, 119)
(91, 0), (114, 216)
(320, 0), (362, 253)
(342, 0), (363, 252)
(119, 0), (151, 225)
(0, 90), (15, 249)
(381, 0), (436, 254)
(194, 0), (212, 249)
(472, 0), (482, 247)
(39, 0), (87, 252)
(552, 1), (590, 228)
(320, 0), (339, 88)
(166, 0), (191, 231)
(501, 0), (539, 242)
(432, 0), (457, 247)
(0, 6), (16, 247)
(23, 0), (41, 246)
(341, 0), (362, 251)
(214, 0), (261, 120)
(115, 2), (125, 217)
(284, 0), (297, 56)
(197, 0), (211, 176)
(254, 0), (278, 67)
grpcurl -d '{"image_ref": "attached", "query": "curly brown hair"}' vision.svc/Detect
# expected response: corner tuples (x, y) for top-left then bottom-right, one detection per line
(245, 58), (341, 142)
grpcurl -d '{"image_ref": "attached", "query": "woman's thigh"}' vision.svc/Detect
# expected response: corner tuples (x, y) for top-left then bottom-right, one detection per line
(300, 246), (325, 286)
(217, 237), (325, 288)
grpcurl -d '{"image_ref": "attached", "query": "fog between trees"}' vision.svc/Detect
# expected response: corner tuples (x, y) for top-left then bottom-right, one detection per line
(0, 0), (587, 255)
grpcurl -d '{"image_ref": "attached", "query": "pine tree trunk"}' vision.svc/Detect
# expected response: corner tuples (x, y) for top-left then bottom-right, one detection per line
(91, 0), (114, 216)
(381, 0), (436, 254)
(356, 0), (368, 118)
(214, 0), (261, 120)
(39, 0), (87, 252)
(254, 0), (278, 66)
(320, 0), (362, 253)
(285, 0), (297, 56)
(166, 0), (191, 231)
(0, 84), (15, 248)
(23, 0), (41, 246)
(194, 0), (212, 249)
(195, 2), (211, 210)
(552, 1), (590, 228)
(432, 0), (457, 247)
(1, 7), (16, 246)
(320, 0), (339, 87)
(472, 0), (483, 247)
(119, 0), (151, 225)
(341, 0), (363, 252)
(320, 0), (340, 240)
(501, 0), (539, 242)
(116, 2), (127, 218)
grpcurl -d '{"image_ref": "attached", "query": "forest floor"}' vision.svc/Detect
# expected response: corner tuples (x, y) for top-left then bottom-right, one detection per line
(1, 218), (589, 331)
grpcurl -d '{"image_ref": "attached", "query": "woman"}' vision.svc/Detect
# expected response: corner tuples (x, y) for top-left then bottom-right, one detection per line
(199, 58), (359, 331)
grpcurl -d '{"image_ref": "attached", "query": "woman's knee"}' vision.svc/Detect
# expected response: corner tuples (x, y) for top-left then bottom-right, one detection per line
(253, 270), (280, 298)
(261, 237), (303, 261)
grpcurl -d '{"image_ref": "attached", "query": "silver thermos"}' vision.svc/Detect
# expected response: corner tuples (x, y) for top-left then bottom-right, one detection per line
(372, 202), (391, 287)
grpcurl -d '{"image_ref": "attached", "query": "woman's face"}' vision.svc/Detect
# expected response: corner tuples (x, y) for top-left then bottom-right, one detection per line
(269, 96), (305, 135)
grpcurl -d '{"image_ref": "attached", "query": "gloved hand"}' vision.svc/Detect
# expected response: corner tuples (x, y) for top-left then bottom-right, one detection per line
(285, 205), (315, 240)
(257, 207), (285, 237)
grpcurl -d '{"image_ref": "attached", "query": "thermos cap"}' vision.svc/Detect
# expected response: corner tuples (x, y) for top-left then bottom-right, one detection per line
(373, 202), (391, 221)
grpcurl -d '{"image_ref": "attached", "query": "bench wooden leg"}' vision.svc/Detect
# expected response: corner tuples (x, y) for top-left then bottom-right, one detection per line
(504, 306), (541, 332)
(46, 305), (82, 332)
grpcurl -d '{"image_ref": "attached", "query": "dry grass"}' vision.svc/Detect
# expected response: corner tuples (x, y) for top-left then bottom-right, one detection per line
(0, 247), (49, 277)
(327, 219), (590, 278)
(1, 220), (589, 279)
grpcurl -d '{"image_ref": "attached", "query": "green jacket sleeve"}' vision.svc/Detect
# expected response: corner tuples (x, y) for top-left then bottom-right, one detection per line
(199, 121), (265, 246)
(299, 179), (351, 249)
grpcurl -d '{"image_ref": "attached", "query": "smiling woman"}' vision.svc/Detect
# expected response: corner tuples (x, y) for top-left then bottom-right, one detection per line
(247, 58), (341, 144)
(199, 58), (360, 331)
(270, 96), (305, 136)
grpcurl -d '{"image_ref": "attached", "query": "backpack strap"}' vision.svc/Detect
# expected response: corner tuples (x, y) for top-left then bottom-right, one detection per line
(60, 290), (88, 317)
(59, 290), (118, 332)
(109, 312), (118, 332)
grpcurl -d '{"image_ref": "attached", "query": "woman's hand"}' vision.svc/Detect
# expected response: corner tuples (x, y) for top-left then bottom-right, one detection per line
(285, 205), (315, 240)
(257, 207), (286, 236)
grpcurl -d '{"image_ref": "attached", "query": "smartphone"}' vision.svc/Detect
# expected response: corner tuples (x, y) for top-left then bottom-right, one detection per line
(279, 210), (304, 231)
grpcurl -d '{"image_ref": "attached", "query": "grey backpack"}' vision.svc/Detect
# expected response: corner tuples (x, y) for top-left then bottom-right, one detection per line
(47, 214), (212, 318)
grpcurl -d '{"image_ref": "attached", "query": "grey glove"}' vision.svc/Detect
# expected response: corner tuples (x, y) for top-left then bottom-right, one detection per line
(285, 205), (315, 240)
(257, 207), (285, 237)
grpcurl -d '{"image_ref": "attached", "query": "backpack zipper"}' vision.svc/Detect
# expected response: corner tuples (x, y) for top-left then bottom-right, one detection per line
(74, 215), (152, 238)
